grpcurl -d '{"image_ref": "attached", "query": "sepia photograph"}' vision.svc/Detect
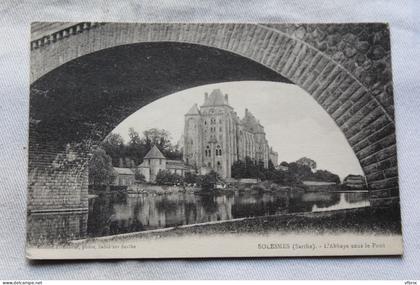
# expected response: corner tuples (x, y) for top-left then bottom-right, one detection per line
(26, 22), (402, 259)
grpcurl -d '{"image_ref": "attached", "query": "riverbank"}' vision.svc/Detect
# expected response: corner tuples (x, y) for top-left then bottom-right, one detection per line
(125, 180), (301, 195)
(127, 184), (196, 195)
(126, 184), (240, 195)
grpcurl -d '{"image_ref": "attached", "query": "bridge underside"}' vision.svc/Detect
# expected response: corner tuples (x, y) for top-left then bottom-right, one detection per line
(28, 23), (400, 214)
(28, 43), (290, 212)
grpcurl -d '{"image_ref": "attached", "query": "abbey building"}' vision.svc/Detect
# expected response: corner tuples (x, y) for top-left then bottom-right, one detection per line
(183, 89), (278, 178)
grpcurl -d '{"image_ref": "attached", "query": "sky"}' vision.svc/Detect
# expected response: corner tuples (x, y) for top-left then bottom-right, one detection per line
(112, 81), (364, 179)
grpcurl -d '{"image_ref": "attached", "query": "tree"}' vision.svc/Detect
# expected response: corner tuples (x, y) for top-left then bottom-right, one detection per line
(101, 128), (182, 168)
(268, 168), (297, 185)
(268, 159), (275, 171)
(101, 133), (125, 166)
(232, 157), (276, 180)
(104, 132), (125, 147)
(128, 128), (142, 145)
(231, 157), (261, 179)
(143, 128), (172, 150)
(89, 147), (116, 186)
(312, 169), (341, 184)
(280, 161), (289, 167)
(184, 172), (199, 184)
(163, 142), (183, 160)
(288, 162), (313, 181)
(155, 170), (183, 185)
(134, 168), (146, 182)
(231, 160), (246, 179)
(127, 128), (148, 165)
(198, 171), (220, 191)
(244, 156), (258, 178)
(296, 157), (317, 170)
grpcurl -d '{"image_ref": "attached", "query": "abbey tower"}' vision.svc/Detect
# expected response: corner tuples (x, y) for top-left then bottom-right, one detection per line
(183, 89), (278, 178)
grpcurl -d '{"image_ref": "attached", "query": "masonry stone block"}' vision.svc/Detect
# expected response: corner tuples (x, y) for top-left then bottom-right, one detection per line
(352, 124), (395, 154)
(356, 134), (396, 161)
(366, 170), (385, 182)
(369, 177), (399, 190)
(384, 166), (399, 179)
(370, 189), (392, 199)
(363, 154), (397, 175)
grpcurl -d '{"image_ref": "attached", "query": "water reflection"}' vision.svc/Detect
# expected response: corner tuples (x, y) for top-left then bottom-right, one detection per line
(26, 191), (370, 244)
(312, 192), (369, 212)
(87, 191), (370, 238)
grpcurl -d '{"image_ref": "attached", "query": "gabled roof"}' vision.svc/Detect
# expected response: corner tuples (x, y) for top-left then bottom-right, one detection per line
(166, 160), (187, 170)
(241, 108), (266, 134)
(202, 89), (228, 106)
(186, 103), (200, 115)
(113, 167), (134, 175)
(144, 145), (166, 159)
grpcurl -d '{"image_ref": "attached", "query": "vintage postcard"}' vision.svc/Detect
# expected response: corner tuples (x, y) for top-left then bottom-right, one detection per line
(26, 22), (403, 259)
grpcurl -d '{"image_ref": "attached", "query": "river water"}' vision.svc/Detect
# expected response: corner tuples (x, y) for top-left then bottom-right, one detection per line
(87, 190), (370, 238)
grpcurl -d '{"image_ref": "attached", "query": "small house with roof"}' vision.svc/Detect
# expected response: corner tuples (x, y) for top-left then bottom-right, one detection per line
(343, 174), (367, 189)
(138, 145), (187, 183)
(113, 167), (135, 186)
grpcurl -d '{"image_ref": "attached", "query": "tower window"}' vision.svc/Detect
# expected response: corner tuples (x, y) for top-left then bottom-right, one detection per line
(206, 146), (211, 157)
(216, 145), (222, 156)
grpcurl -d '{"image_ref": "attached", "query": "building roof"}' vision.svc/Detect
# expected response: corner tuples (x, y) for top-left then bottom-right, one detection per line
(144, 145), (166, 159)
(113, 167), (134, 175)
(202, 89), (229, 107)
(344, 174), (365, 180)
(166, 160), (187, 170)
(302, 180), (337, 186)
(185, 103), (200, 115)
(241, 108), (264, 133)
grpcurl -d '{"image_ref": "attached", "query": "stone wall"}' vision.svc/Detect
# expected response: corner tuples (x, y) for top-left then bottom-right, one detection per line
(27, 137), (90, 212)
(27, 211), (88, 246)
(29, 23), (399, 208)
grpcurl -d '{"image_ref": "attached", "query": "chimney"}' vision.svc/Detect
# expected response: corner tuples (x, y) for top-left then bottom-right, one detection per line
(224, 93), (229, 104)
(205, 92), (209, 101)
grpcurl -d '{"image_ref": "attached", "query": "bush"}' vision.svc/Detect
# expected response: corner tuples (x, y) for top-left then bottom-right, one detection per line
(184, 172), (199, 185)
(89, 147), (116, 186)
(198, 171), (220, 191)
(134, 168), (146, 182)
(155, 170), (183, 185)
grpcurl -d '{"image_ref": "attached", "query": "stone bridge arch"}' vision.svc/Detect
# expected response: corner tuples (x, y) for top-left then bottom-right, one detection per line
(29, 23), (398, 212)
